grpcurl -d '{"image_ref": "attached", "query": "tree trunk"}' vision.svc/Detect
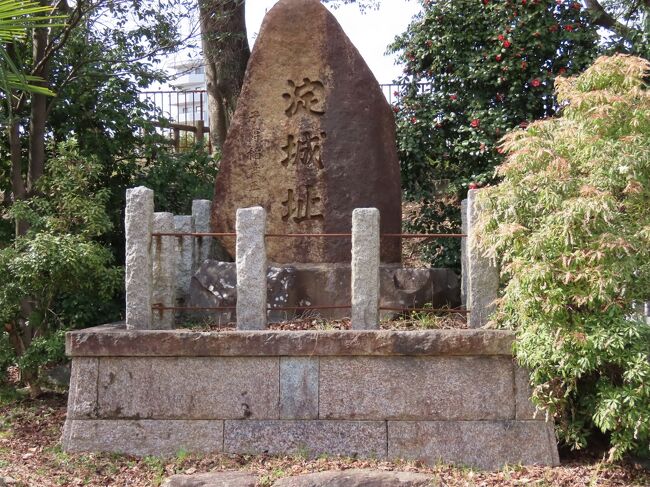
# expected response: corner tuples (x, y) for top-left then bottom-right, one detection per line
(198, 0), (250, 151)
(27, 11), (50, 194)
(8, 120), (29, 236)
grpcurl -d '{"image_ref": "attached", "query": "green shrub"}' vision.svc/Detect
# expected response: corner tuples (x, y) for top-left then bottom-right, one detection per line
(136, 143), (219, 215)
(0, 140), (122, 388)
(477, 55), (650, 460)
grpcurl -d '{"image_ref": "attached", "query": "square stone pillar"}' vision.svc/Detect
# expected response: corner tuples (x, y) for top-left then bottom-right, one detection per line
(351, 208), (380, 330)
(236, 207), (267, 330)
(460, 198), (468, 308)
(125, 187), (154, 330)
(192, 199), (212, 273)
(173, 215), (194, 306)
(467, 189), (499, 328)
(152, 212), (176, 330)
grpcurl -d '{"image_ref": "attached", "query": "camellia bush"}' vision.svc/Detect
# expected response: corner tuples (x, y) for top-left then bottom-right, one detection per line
(476, 55), (650, 460)
(389, 0), (599, 267)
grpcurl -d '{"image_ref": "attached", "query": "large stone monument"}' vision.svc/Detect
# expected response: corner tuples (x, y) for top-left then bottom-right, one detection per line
(212, 0), (402, 264)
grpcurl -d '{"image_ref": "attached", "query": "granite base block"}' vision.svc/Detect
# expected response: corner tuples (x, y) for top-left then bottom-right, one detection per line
(388, 420), (559, 470)
(62, 420), (224, 457)
(224, 420), (387, 458)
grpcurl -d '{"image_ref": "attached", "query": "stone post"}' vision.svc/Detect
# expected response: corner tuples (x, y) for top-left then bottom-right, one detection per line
(192, 199), (212, 273)
(125, 187), (154, 330)
(351, 208), (380, 330)
(467, 189), (499, 328)
(173, 215), (194, 307)
(460, 198), (468, 308)
(236, 207), (267, 330)
(151, 212), (176, 330)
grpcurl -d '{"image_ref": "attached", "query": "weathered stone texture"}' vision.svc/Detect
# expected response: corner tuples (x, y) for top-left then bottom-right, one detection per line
(211, 0), (401, 264)
(467, 189), (499, 328)
(192, 199), (213, 272)
(125, 186), (153, 329)
(62, 419), (223, 457)
(97, 357), (279, 419)
(351, 208), (380, 329)
(67, 327), (516, 358)
(224, 420), (386, 458)
(66, 358), (98, 419)
(460, 198), (468, 308)
(188, 260), (460, 322)
(515, 366), (544, 420)
(187, 261), (296, 324)
(280, 357), (319, 419)
(388, 420), (559, 470)
(163, 472), (258, 487)
(272, 470), (433, 487)
(152, 212), (176, 330)
(236, 207), (267, 330)
(319, 356), (514, 420)
(174, 215), (194, 308)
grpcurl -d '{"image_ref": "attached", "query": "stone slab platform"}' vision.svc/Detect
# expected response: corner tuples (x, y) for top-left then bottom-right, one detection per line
(63, 326), (558, 470)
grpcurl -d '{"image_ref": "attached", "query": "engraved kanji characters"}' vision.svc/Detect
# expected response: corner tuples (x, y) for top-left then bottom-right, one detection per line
(281, 186), (323, 223)
(280, 131), (326, 169)
(282, 78), (325, 116)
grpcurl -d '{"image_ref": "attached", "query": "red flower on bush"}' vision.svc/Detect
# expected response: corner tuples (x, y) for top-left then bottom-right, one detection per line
(498, 34), (505, 41)
(564, 24), (574, 31)
(392, 106), (400, 113)
(411, 117), (418, 124)
(521, 61), (528, 70)
(495, 54), (502, 61)
(503, 40), (511, 48)
(470, 119), (480, 128)
(531, 78), (541, 87)
(450, 94), (457, 100)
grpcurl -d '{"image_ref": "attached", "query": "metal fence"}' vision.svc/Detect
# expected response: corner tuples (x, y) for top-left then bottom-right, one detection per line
(139, 83), (435, 129)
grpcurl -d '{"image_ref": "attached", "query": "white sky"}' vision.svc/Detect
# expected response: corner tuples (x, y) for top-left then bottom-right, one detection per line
(245, 0), (421, 83)
(159, 0), (421, 88)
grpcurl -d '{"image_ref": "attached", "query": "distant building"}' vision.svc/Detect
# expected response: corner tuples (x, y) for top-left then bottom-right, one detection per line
(167, 59), (209, 126)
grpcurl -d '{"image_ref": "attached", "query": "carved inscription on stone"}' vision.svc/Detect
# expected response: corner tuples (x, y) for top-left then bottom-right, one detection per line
(280, 131), (326, 169)
(245, 110), (263, 161)
(283, 78), (325, 116)
(281, 186), (323, 223)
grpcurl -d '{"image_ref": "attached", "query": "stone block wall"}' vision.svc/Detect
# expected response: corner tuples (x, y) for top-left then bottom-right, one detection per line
(63, 326), (558, 469)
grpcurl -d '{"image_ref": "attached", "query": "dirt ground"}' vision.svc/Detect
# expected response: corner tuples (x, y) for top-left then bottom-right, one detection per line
(0, 391), (648, 487)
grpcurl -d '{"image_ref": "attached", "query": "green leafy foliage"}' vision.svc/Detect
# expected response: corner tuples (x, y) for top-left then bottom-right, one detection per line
(136, 143), (219, 215)
(390, 0), (599, 266)
(476, 55), (650, 460)
(0, 141), (122, 376)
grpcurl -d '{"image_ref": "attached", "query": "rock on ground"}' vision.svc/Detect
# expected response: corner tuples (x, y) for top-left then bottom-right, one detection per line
(162, 470), (434, 487)
(161, 471), (258, 487)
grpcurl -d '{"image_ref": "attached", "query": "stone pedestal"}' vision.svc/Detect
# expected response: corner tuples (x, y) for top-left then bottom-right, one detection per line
(63, 326), (559, 470)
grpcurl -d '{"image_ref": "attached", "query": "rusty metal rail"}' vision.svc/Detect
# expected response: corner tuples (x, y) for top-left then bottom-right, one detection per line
(151, 232), (466, 238)
(152, 304), (468, 314)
